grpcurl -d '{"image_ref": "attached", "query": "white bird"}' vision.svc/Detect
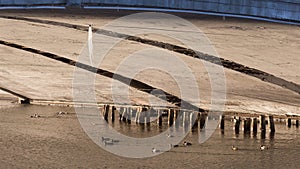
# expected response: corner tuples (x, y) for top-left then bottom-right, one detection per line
(152, 148), (160, 153)
(231, 146), (238, 151)
(57, 111), (67, 115)
(30, 113), (40, 118)
(260, 145), (267, 151)
(183, 141), (192, 146)
(88, 24), (93, 66)
(166, 134), (174, 138)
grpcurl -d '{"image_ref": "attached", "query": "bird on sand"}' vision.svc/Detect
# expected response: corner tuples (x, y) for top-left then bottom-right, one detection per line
(231, 146), (238, 151)
(183, 141), (192, 146)
(260, 145), (267, 151)
(152, 148), (160, 153)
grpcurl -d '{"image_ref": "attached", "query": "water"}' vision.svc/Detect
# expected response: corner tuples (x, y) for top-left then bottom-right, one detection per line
(1, 104), (299, 168)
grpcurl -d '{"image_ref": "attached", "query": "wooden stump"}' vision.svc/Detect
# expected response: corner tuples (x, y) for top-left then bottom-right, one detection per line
(168, 109), (174, 126)
(220, 115), (225, 132)
(157, 109), (162, 126)
(269, 115), (275, 133)
(200, 113), (207, 130)
(261, 115), (266, 132)
(111, 106), (115, 122)
(287, 118), (292, 128)
(253, 118), (258, 133)
(104, 105), (109, 122)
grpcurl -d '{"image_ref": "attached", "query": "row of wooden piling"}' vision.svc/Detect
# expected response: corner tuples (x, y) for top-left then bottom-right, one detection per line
(101, 105), (208, 129)
(101, 105), (299, 132)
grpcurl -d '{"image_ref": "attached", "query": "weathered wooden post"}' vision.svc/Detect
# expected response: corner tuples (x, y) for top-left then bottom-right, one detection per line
(269, 115), (275, 133)
(134, 108), (139, 123)
(220, 115), (225, 133)
(168, 109), (174, 126)
(253, 117), (258, 133)
(139, 107), (146, 125)
(182, 111), (187, 128)
(145, 108), (152, 126)
(104, 105), (109, 122)
(287, 118), (292, 128)
(157, 109), (162, 126)
(190, 112), (196, 130)
(296, 119), (299, 128)
(122, 107), (127, 122)
(174, 109), (179, 128)
(261, 115), (266, 139)
(119, 107), (123, 121)
(200, 113), (207, 130)
(111, 106), (115, 122)
(244, 118), (251, 134)
(194, 113), (200, 129)
(127, 107), (131, 124)
(261, 115), (266, 132)
(234, 116), (240, 135)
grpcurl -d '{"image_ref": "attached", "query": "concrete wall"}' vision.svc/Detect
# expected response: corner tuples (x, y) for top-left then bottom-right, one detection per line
(0, 0), (65, 5)
(0, 0), (299, 21)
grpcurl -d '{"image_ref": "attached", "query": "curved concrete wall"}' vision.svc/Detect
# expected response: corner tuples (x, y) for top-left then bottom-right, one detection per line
(1, 0), (300, 22)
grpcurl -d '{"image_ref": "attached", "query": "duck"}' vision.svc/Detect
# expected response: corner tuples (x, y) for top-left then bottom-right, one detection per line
(260, 145), (267, 151)
(183, 141), (192, 146)
(104, 140), (114, 146)
(152, 148), (160, 153)
(111, 139), (120, 143)
(169, 144), (179, 148)
(30, 113), (40, 118)
(101, 137), (111, 142)
(166, 134), (174, 138)
(231, 146), (238, 151)
(57, 111), (67, 115)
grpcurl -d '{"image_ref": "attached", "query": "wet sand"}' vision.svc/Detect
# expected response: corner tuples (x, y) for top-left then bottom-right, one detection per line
(0, 104), (299, 168)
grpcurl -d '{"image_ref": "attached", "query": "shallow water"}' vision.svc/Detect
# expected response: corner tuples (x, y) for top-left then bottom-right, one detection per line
(1, 104), (299, 168)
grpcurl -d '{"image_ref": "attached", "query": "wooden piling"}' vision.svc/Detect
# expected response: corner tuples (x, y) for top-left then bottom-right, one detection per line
(174, 109), (179, 128)
(194, 113), (200, 128)
(253, 118), (258, 133)
(168, 109), (174, 126)
(190, 112), (196, 129)
(244, 118), (251, 134)
(220, 115), (225, 132)
(111, 106), (115, 122)
(134, 108), (139, 123)
(126, 107), (131, 124)
(199, 113), (206, 130)
(269, 115), (275, 133)
(296, 120), (299, 128)
(261, 115), (266, 139)
(119, 107), (123, 121)
(139, 107), (146, 125)
(104, 105), (109, 122)
(145, 108), (152, 126)
(122, 107), (127, 122)
(261, 115), (266, 132)
(287, 118), (292, 128)
(183, 111), (187, 129)
(157, 109), (162, 126)
(234, 116), (240, 135)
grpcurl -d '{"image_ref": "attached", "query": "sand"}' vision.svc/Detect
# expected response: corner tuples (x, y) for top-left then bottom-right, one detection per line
(0, 9), (299, 168)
